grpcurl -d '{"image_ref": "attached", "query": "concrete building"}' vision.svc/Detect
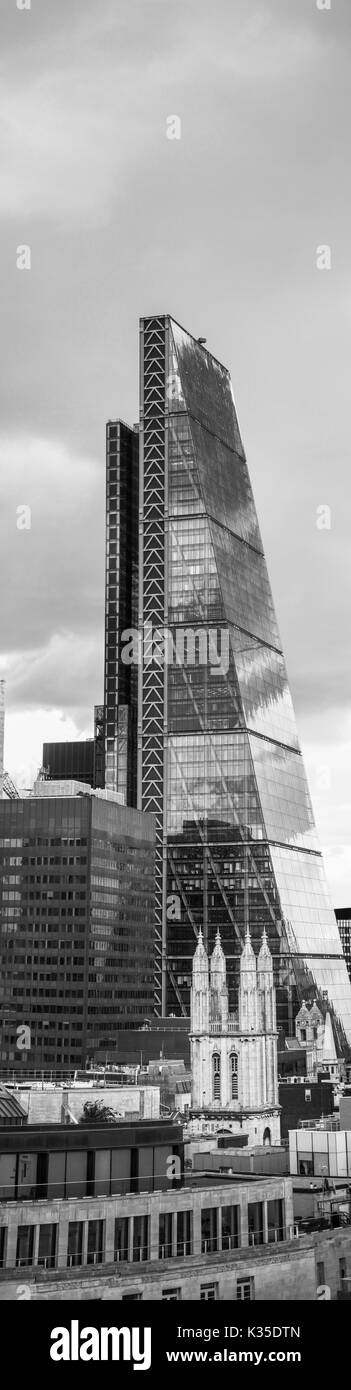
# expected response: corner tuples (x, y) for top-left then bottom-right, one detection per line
(1, 1168), (351, 1301)
(0, 782), (155, 1070)
(0, 1113), (350, 1301)
(189, 927), (280, 1146)
(7, 1082), (160, 1126)
(0, 1153), (301, 1301)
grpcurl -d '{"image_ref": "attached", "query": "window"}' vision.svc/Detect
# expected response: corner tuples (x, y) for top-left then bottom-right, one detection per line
(122, 1292), (141, 1301)
(201, 1207), (218, 1254)
(176, 1210), (192, 1257)
(213, 1052), (221, 1101)
(267, 1199), (284, 1244)
(38, 1224), (57, 1270)
(133, 1215), (149, 1263)
(248, 1201), (264, 1247)
(300, 1029), (306, 1042)
(263, 1127), (271, 1146)
(159, 1213), (173, 1259)
(339, 1258), (347, 1282)
(298, 1159), (314, 1177)
(67, 1221), (83, 1268)
(230, 1053), (238, 1100)
(16, 1226), (34, 1268)
(0, 1226), (6, 1268)
(162, 1288), (181, 1301)
(222, 1205), (240, 1251)
(87, 1220), (104, 1265)
(200, 1283), (218, 1301)
(317, 1261), (325, 1287)
(115, 1217), (129, 1263)
(237, 1277), (254, 1302)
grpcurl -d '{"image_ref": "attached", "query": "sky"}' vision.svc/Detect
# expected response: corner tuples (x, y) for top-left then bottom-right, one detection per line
(0, 0), (350, 904)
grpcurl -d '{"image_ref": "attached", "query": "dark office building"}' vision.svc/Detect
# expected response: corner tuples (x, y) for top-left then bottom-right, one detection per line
(135, 313), (351, 1051)
(0, 787), (155, 1071)
(104, 420), (139, 805)
(42, 739), (94, 786)
(42, 706), (105, 791)
(336, 909), (351, 982)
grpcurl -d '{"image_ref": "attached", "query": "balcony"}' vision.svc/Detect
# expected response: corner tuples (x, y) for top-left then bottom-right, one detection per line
(210, 1018), (238, 1034)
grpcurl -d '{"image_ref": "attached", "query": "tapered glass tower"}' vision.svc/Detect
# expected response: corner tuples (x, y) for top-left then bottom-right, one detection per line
(137, 314), (351, 1052)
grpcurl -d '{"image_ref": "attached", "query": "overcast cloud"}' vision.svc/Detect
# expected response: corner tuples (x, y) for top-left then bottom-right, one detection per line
(0, 0), (350, 903)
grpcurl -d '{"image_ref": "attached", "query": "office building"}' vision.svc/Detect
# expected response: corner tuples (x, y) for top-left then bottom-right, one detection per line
(0, 1131), (350, 1301)
(104, 420), (139, 804)
(134, 313), (351, 1052)
(336, 909), (351, 982)
(42, 738), (95, 787)
(0, 783), (155, 1070)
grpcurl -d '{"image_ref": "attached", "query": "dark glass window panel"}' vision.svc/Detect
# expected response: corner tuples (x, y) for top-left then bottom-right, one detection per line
(171, 320), (245, 456)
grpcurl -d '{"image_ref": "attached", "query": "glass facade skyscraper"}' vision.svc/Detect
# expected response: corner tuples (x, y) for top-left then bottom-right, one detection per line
(138, 314), (351, 1051)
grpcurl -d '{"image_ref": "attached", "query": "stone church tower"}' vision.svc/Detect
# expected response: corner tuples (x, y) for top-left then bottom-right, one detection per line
(190, 927), (280, 1146)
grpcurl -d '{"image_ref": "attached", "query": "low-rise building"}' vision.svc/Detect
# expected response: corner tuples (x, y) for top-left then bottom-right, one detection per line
(10, 1082), (160, 1126)
(1, 1176), (351, 1302)
(289, 1124), (351, 1180)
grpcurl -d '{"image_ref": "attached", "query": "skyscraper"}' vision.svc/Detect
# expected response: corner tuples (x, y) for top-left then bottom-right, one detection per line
(137, 314), (351, 1051)
(0, 784), (155, 1069)
(104, 420), (139, 804)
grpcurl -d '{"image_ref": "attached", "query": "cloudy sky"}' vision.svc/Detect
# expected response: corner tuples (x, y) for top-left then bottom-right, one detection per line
(0, 0), (350, 903)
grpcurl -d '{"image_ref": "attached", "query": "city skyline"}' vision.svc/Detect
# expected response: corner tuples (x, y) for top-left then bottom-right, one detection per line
(1, 0), (350, 906)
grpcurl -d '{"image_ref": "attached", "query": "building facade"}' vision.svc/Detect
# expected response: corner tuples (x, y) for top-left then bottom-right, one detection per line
(42, 739), (95, 788)
(190, 927), (280, 1146)
(42, 706), (105, 792)
(0, 1141), (297, 1300)
(1, 1165), (350, 1301)
(0, 786), (155, 1069)
(295, 999), (343, 1081)
(289, 1124), (351, 1180)
(135, 313), (351, 1053)
(104, 420), (139, 805)
(336, 909), (351, 983)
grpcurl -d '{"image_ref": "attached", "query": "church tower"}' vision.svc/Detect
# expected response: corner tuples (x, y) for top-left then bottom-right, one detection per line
(190, 927), (281, 1146)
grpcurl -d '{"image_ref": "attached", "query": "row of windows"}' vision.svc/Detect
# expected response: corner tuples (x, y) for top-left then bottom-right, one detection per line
(0, 1204), (285, 1273)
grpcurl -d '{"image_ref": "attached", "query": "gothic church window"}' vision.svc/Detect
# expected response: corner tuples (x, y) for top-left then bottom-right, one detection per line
(213, 1052), (221, 1100)
(230, 1052), (238, 1100)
